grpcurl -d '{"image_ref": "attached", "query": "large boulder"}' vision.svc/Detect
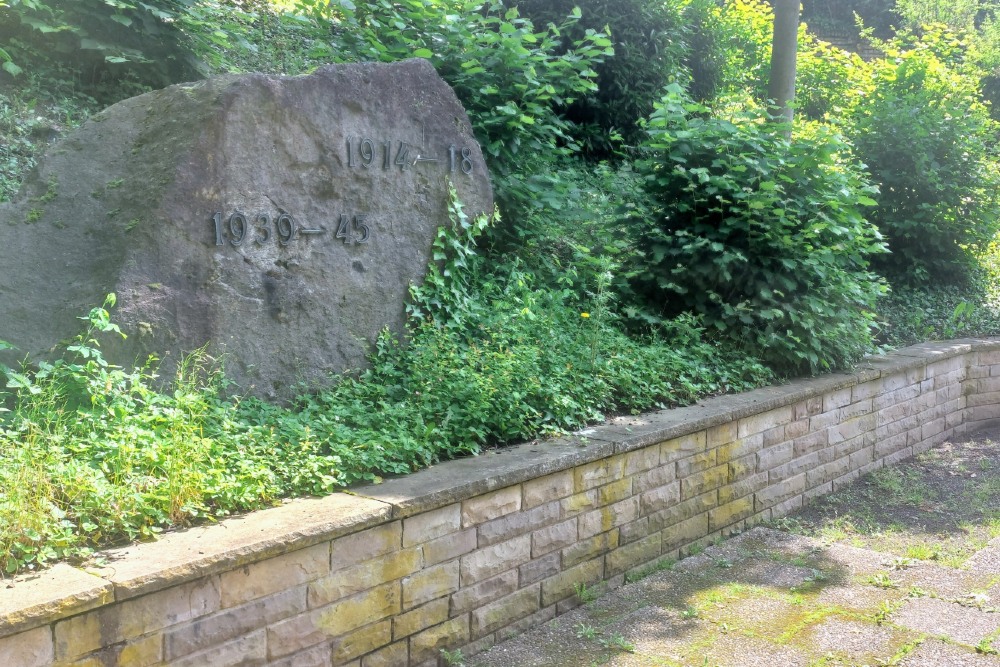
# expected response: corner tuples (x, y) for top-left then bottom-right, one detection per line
(0, 60), (493, 399)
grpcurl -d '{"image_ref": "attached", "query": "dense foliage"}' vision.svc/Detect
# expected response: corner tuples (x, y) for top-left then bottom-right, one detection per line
(301, 0), (612, 171)
(514, 0), (689, 155)
(849, 27), (1000, 283)
(0, 0), (242, 97)
(801, 0), (901, 37)
(633, 87), (887, 374)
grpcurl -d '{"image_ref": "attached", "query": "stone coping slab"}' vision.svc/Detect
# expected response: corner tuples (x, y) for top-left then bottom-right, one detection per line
(89, 493), (392, 604)
(354, 434), (616, 519)
(1, 338), (999, 641)
(0, 564), (112, 639)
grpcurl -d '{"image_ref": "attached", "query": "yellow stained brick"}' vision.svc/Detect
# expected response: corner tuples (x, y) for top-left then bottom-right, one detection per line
(315, 583), (400, 638)
(408, 616), (470, 664)
(462, 487), (522, 527)
(309, 548), (421, 607)
(393, 598), (450, 640)
(333, 620), (392, 663)
(574, 455), (625, 492)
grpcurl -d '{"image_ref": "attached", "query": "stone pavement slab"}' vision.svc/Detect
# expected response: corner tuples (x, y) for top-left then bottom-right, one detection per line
(889, 596), (1000, 647)
(470, 527), (1000, 667)
(899, 639), (1000, 666)
(968, 537), (1000, 574)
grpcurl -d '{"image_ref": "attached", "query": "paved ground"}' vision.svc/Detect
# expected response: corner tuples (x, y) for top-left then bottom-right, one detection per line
(469, 432), (1000, 667)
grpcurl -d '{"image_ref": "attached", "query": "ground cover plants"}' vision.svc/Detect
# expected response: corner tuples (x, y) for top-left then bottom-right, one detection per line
(2, 0), (1000, 574)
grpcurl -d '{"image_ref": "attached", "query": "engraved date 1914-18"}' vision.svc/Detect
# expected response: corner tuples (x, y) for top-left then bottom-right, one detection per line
(212, 211), (370, 247)
(346, 138), (474, 174)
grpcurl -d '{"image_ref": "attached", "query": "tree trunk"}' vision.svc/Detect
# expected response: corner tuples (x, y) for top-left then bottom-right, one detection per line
(767, 0), (801, 132)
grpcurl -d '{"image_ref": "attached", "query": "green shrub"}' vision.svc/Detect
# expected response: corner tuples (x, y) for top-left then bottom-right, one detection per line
(684, 1), (870, 121)
(205, 0), (334, 76)
(801, 0), (898, 38)
(633, 86), (888, 374)
(877, 285), (1000, 348)
(795, 31), (872, 121)
(699, 0), (773, 103)
(481, 156), (652, 305)
(514, 0), (689, 154)
(877, 238), (1000, 347)
(848, 26), (1000, 284)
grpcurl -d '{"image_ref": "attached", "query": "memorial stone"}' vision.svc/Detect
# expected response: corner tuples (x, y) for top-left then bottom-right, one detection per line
(0, 59), (493, 399)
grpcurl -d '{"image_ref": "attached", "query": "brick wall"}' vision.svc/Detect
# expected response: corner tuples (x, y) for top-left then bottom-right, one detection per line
(2, 339), (998, 666)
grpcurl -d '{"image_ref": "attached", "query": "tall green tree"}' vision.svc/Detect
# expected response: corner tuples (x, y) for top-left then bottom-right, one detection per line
(767, 0), (800, 128)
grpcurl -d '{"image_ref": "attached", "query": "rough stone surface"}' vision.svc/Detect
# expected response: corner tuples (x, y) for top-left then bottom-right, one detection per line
(0, 564), (111, 639)
(0, 59), (492, 399)
(890, 597), (1000, 647)
(0, 627), (54, 667)
(90, 492), (390, 600)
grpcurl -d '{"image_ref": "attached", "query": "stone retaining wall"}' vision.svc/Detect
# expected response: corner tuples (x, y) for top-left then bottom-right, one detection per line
(2, 339), (1000, 667)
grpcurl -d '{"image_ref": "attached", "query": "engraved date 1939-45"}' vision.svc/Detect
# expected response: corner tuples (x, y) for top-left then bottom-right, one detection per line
(212, 211), (369, 248)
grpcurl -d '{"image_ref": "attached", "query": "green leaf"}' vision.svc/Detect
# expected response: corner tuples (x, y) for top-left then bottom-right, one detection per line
(2, 60), (22, 77)
(412, 48), (433, 58)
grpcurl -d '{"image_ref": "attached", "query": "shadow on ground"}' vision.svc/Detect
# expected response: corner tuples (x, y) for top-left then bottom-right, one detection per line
(469, 429), (1000, 667)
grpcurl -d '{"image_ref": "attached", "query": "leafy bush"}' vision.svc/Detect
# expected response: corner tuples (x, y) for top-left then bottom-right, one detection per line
(848, 26), (1000, 284)
(877, 238), (1000, 347)
(801, 0), (898, 38)
(514, 0), (689, 154)
(205, 0), (332, 76)
(633, 86), (888, 374)
(705, 0), (774, 103)
(895, 0), (986, 32)
(877, 285), (1000, 348)
(683, 1), (871, 122)
(794, 31), (872, 121)
(480, 156), (652, 306)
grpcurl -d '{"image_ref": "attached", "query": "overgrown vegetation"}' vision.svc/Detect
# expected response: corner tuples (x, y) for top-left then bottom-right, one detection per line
(2, 0), (1000, 572)
(0, 197), (770, 573)
(634, 87), (886, 373)
(852, 26), (1000, 283)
